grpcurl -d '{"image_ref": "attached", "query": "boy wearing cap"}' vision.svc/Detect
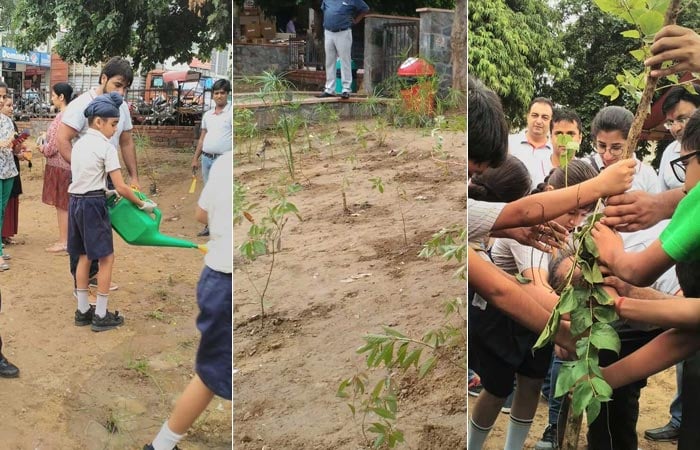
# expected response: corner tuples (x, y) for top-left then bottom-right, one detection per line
(69, 92), (156, 332)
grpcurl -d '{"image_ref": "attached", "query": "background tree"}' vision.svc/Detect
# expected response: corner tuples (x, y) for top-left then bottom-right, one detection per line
(11, 0), (231, 71)
(468, 0), (566, 127)
(451, 0), (466, 94)
(234, 0), (456, 18)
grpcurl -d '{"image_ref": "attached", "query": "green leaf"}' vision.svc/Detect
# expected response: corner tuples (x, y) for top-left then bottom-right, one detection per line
(571, 308), (593, 336)
(418, 356), (437, 378)
(637, 10), (664, 36)
(599, 84), (617, 96)
(515, 273), (532, 284)
(685, 83), (698, 95)
(401, 349), (421, 369)
(575, 336), (590, 358)
(592, 285), (614, 305)
(554, 363), (576, 398)
(647, 0), (670, 14)
(630, 49), (645, 62)
(382, 327), (407, 339)
(590, 322), (621, 354)
(534, 309), (560, 350)
(584, 234), (600, 258)
(557, 285), (579, 314)
(572, 380), (594, 417)
(593, 305), (618, 323)
(371, 378), (385, 399)
(590, 376), (613, 398)
(373, 407), (396, 420)
(581, 260), (604, 284)
(379, 342), (394, 367)
(586, 396), (602, 423)
(620, 29), (640, 39)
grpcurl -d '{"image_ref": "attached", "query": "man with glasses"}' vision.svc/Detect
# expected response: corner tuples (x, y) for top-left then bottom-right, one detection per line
(658, 85), (700, 192)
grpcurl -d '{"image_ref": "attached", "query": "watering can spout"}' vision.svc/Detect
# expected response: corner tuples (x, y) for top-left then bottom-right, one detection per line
(107, 191), (206, 252)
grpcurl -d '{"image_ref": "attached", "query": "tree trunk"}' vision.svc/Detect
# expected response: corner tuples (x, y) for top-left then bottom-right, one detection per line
(450, 0), (467, 96)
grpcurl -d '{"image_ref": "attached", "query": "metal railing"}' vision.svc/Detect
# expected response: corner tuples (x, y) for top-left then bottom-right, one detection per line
(381, 21), (420, 81)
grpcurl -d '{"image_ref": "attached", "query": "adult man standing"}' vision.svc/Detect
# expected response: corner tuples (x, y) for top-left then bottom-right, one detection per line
(57, 56), (139, 294)
(508, 97), (555, 190)
(643, 83), (700, 443)
(191, 79), (232, 237)
(316, 0), (369, 100)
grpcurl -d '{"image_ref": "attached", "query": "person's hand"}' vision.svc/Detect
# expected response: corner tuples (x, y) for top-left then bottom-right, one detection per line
(600, 190), (664, 232)
(192, 156), (201, 170)
(139, 200), (157, 213)
(646, 25), (700, 78)
(596, 159), (636, 196)
(493, 221), (568, 252)
(603, 276), (632, 297)
(129, 177), (141, 192)
(105, 189), (119, 200)
(590, 222), (624, 268)
(555, 344), (575, 361)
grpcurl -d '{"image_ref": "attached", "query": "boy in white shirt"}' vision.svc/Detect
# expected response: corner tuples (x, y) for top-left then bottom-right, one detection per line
(69, 92), (155, 332)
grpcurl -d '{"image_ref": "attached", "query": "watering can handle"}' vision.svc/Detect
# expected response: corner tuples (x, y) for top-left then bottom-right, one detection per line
(153, 206), (162, 227)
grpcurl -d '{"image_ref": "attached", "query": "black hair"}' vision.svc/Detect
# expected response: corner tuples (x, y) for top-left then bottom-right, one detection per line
(529, 97), (554, 114)
(468, 155), (532, 202)
(0, 81), (8, 90)
(551, 107), (582, 134)
(676, 261), (700, 297)
(213, 78), (231, 92)
(680, 108), (700, 157)
(662, 84), (700, 116)
(548, 247), (584, 294)
(52, 82), (74, 104)
(101, 56), (134, 87)
(467, 76), (508, 168)
(590, 106), (633, 139)
(535, 160), (598, 193)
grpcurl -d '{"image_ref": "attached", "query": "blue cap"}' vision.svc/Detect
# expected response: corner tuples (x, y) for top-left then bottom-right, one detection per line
(83, 91), (123, 118)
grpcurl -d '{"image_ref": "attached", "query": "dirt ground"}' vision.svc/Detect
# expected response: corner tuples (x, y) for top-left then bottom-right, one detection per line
(476, 367), (679, 449)
(0, 146), (231, 449)
(233, 119), (467, 449)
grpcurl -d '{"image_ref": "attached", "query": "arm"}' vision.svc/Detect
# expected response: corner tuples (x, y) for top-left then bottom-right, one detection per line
(491, 220), (568, 252)
(646, 25), (700, 78)
(591, 223), (675, 286)
(108, 169), (145, 208)
(616, 296), (700, 329)
(119, 130), (139, 188)
(195, 206), (208, 225)
(603, 275), (680, 300)
(600, 189), (684, 232)
(468, 247), (575, 352)
(353, 11), (368, 24)
(57, 123), (78, 163)
(192, 128), (207, 170)
(491, 158), (636, 231)
(601, 328), (700, 389)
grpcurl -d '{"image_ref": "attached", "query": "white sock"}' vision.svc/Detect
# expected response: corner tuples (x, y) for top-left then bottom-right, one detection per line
(76, 289), (90, 313)
(504, 415), (533, 450)
(468, 417), (492, 450)
(152, 420), (184, 450)
(95, 292), (109, 318)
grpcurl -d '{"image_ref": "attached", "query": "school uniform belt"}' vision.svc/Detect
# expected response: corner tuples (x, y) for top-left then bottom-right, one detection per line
(202, 151), (222, 159)
(71, 189), (106, 198)
(326, 27), (350, 32)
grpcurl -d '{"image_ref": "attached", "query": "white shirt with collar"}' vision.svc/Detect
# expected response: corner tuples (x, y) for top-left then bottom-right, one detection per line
(68, 128), (121, 194)
(201, 102), (232, 155)
(657, 140), (684, 191)
(508, 130), (553, 190)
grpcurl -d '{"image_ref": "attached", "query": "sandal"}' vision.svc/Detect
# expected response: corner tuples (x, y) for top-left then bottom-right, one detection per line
(0, 262), (9, 271)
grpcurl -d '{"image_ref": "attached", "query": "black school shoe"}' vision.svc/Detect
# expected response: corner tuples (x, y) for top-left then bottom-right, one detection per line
(341, 91), (350, 99)
(0, 356), (19, 378)
(91, 310), (124, 332)
(316, 91), (335, 98)
(75, 305), (96, 326)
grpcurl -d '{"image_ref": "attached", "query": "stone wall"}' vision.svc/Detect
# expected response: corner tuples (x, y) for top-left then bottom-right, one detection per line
(233, 42), (291, 76)
(363, 15), (420, 95)
(417, 8), (455, 95)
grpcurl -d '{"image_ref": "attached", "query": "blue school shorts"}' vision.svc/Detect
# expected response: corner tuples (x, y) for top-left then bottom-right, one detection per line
(67, 192), (114, 260)
(195, 265), (232, 400)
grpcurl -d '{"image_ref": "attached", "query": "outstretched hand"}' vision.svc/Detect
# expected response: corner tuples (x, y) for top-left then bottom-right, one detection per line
(597, 159), (636, 197)
(646, 25), (700, 78)
(590, 222), (624, 268)
(601, 190), (662, 232)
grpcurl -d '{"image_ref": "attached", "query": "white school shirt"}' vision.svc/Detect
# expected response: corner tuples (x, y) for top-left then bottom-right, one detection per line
(201, 103), (232, 155)
(68, 128), (121, 194)
(467, 198), (506, 248)
(61, 87), (133, 149)
(657, 140), (684, 191)
(198, 151), (232, 273)
(508, 130), (553, 190)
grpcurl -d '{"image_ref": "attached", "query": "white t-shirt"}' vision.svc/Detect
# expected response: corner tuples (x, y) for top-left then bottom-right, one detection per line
(508, 130), (553, 190)
(68, 128), (121, 194)
(62, 87), (133, 149)
(467, 198), (506, 248)
(201, 103), (232, 155)
(198, 151), (232, 273)
(657, 140), (684, 191)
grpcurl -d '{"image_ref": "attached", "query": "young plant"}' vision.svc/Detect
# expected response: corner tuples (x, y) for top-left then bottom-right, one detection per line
(237, 184), (302, 326)
(369, 176), (409, 246)
(233, 107), (259, 163)
(133, 132), (158, 194)
(374, 116), (389, 148)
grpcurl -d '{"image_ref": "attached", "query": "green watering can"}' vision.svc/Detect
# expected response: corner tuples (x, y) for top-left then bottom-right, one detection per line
(107, 190), (207, 253)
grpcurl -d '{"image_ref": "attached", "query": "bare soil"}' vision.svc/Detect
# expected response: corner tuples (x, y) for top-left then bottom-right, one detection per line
(0, 146), (231, 449)
(233, 119), (467, 449)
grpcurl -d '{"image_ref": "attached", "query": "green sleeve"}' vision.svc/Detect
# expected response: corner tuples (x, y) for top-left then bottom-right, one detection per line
(660, 185), (700, 261)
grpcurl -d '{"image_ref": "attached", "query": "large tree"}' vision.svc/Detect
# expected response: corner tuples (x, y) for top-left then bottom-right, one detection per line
(468, 0), (566, 127)
(451, 0), (466, 94)
(10, 0), (231, 71)
(234, 0), (455, 18)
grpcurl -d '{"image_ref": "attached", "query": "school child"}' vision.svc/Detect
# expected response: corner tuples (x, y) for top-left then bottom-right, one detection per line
(68, 92), (156, 331)
(143, 151), (231, 450)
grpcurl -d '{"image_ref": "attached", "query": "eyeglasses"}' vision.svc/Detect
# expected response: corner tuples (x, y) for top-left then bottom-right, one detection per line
(664, 117), (690, 130)
(592, 142), (624, 156)
(670, 150), (700, 183)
